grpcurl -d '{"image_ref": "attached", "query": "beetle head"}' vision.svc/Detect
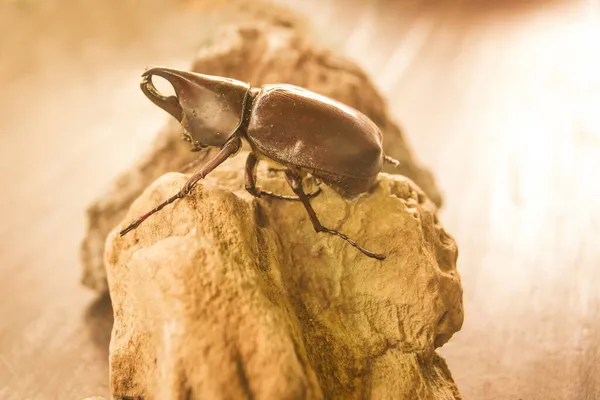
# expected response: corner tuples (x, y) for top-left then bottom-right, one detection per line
(140, 67), (251, 147)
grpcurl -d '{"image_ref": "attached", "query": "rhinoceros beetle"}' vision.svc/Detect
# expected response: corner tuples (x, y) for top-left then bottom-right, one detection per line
(120, 67), (402, 260)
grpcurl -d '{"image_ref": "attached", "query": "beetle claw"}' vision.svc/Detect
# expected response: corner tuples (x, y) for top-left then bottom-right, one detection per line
(383, 154), (402, 170)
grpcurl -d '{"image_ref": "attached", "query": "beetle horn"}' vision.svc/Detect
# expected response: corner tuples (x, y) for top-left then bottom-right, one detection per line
(140, 66), (250, 147)
(140, 67), (185, 122)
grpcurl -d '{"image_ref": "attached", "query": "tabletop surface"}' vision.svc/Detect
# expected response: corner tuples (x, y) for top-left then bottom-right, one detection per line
(1, 0), (599, 399)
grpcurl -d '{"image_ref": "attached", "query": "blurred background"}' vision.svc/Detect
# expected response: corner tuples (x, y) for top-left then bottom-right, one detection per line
(1, 0), (599, 399)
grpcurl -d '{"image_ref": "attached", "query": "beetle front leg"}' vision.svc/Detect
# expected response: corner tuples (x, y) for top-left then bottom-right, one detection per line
(120, 137), (242, 236)
(244, 152), (321, 201)
(284, 170), (386, 260)
(178, 147), (212, 173)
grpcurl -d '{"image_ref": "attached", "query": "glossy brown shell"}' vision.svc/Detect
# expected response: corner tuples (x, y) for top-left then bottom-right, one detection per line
(246, 84), (383, 192)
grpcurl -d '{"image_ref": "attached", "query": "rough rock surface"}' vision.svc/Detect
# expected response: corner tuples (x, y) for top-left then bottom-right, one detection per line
(81, 21), (443, 292)
(105, 152), (462, 400)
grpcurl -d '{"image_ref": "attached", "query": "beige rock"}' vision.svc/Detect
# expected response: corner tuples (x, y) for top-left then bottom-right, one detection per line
(81, 21), (442, 292)
(105, 152), (462, 400)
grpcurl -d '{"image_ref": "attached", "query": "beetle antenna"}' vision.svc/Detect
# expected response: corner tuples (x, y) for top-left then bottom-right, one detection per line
(383, 154), (402, 170)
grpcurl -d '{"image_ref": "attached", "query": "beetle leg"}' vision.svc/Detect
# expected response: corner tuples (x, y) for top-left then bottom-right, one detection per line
(267, 166), (287, 173)
(120, 137), (242, 236)
(178, 147), (211, 173)
(283, 170), (386, 260)
(245, 152), (321, 201)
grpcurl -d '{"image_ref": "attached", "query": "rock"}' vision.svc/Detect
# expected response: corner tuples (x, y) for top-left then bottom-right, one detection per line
(81, 21), (443, 292)
(105, 152), (462, 400)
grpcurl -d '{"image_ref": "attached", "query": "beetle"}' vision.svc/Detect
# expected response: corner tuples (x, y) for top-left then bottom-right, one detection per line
(120, 67), (402, 260)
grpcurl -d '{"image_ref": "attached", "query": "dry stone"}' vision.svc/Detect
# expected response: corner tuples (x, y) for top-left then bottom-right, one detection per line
(105, 153), (462, 399)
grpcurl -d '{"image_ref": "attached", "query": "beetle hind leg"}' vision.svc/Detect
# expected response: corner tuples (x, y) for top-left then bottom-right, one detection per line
(245, 152), (320, 201)
(284, 170), (386, 260)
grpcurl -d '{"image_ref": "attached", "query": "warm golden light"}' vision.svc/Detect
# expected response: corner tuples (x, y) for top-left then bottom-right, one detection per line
(1, 0), (599, 399)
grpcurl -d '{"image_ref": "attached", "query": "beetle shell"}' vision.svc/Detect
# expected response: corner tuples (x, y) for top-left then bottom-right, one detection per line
(246, 84), (384, 194)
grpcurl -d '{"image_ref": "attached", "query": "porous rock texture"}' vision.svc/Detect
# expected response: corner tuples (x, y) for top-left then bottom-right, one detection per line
(81, 20), (443, 292)
(106, 152), (462, 400)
